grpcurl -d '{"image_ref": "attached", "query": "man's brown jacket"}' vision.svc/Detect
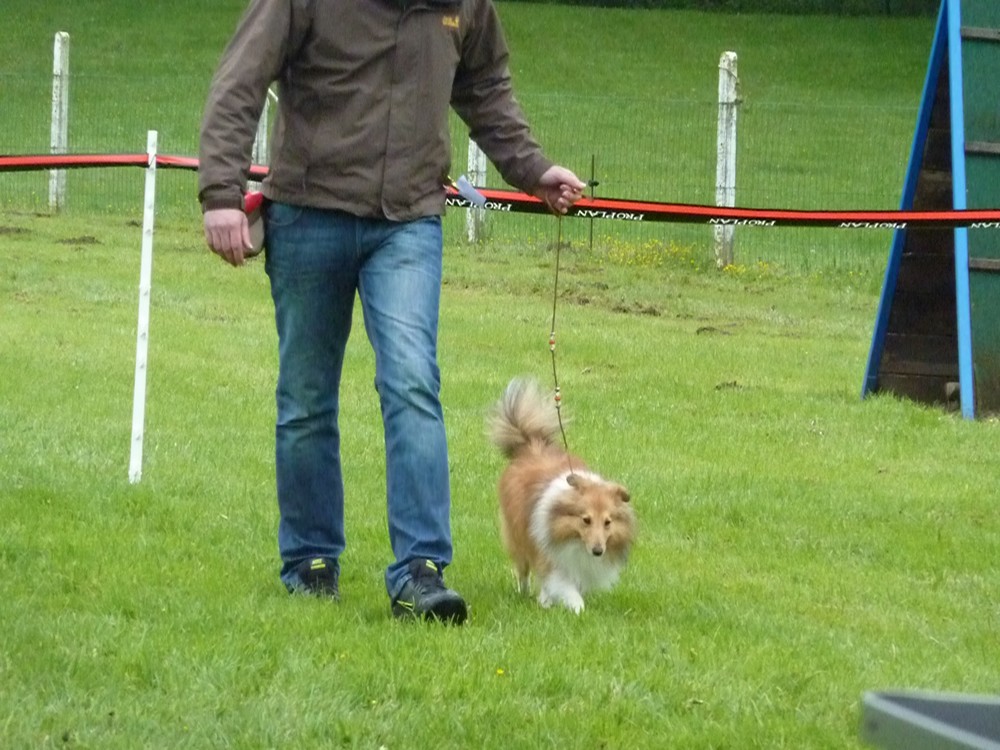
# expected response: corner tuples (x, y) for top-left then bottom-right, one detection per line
(198, 0), (554, 220)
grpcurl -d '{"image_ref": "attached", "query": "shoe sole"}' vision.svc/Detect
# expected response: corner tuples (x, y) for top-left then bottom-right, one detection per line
(425, 598), (468, 624)
(392, 598), (468, 624)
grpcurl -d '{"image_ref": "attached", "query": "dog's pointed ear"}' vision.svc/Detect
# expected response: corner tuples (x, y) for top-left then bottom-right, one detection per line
(615, 485), (631, 504)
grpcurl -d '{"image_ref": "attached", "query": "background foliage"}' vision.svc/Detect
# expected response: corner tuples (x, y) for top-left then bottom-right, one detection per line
(510, 0), (940, 15)
(0, 2), (935, 274)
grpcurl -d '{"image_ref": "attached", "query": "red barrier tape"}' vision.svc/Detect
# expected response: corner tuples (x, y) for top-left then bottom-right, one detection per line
(0, 153), (151, 170)
(4, 152), (1000, 229)
(447, 188), (1000, 230)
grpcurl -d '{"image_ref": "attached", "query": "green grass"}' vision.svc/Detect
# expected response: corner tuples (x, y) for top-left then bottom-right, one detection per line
(2, 207), (999, 748)
(3, 5), (997, 747)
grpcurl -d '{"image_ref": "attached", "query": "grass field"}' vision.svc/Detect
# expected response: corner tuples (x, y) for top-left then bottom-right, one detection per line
(4, 3), (999, 749)
(3, 209), (999, 748)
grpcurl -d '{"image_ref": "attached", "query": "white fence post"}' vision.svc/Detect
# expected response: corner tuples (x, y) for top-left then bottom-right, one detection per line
(250, 88), (275, 190)
(466, 139), (487, 243)
(129, 130), (158, 484)
(49, 31), (70, 212)
(715, 51), (739, 268)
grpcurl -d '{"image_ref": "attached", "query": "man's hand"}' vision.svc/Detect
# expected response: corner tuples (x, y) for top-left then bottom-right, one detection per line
(532, 165), (586, 215)
(204, 208), (253, 267)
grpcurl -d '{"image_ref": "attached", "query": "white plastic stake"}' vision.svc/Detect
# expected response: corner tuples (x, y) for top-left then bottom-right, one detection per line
(49, 32), (70, 211)
(128, 131), (158, 484)
(466, 139), (488, 242)
(715, 51), (739, 267)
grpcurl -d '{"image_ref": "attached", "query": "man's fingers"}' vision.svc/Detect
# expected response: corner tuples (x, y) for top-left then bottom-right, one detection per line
(204, 208), (251, 266)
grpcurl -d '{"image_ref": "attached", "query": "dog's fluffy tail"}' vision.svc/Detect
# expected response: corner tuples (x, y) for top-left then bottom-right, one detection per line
(488, 377), (562, 459)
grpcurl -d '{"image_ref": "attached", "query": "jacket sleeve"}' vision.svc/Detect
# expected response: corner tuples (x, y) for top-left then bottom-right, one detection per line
(198, 0), (311, 211)
(450, 0), (553, 194)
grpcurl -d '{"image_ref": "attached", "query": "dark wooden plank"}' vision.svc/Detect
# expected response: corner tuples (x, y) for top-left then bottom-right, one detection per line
(922, 127), (952, 171)
(961, 26), (1000, 43)
(874, 373), (958, 407)
(895, 251), (954, 294)
(969, 257), (1000, 272)
(903, 229), (954, 258)
(881, 332), (957, 376)
(912, 170), (953, 209)
(886, 291), (957, 337)
(966, 140), (1000, 156)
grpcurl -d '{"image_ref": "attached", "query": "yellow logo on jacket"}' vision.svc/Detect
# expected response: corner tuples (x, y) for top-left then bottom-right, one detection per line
(442, 14), (459, 29)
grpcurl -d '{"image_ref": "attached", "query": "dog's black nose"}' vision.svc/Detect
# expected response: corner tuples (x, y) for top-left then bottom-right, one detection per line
(591, 547), (604, 557)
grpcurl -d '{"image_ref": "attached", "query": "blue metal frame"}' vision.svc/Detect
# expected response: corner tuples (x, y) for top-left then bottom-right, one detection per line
(863, 0), (976, 419)
(861, 1), (948, 400)
(947, 0), (976, 419)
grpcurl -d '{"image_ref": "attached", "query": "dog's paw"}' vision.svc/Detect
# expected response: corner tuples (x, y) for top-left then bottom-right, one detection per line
(539, 575), (586, 613)
(563, 591), (585, 614)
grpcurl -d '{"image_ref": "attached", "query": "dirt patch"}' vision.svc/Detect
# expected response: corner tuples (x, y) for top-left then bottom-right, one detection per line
(611, 301), (662, 317)
(695, 325), (730, 335)
(695, 323), (742, 335)
(57, 235), (101, 246)
(0, 225), (31, 236)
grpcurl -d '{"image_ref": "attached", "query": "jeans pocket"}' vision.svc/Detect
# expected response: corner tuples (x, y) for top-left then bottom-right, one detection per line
(266, 201), (303, 229)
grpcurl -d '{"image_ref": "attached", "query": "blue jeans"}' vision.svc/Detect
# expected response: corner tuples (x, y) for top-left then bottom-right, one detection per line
(263, 201), (452, 600)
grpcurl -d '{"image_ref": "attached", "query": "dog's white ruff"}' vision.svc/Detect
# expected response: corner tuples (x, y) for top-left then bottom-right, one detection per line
(529, 470), (626, 613)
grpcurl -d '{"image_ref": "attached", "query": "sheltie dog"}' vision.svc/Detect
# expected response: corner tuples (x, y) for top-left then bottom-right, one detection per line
(488, 377), (635, 613)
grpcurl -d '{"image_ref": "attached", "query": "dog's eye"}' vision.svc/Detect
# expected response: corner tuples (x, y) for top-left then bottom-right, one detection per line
(604, 518), (612, 529)
(581, 515), (592, 526)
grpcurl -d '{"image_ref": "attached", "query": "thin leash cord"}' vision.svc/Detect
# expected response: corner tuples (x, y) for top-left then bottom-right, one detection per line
(548, 217), (575, 475)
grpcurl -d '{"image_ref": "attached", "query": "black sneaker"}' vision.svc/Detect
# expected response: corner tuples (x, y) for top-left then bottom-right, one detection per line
(391, 559), (467, 624)
(288, 557), (340, 601)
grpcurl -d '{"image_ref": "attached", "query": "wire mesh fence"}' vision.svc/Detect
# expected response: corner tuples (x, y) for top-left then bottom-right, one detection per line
(0, 69), (917, 273)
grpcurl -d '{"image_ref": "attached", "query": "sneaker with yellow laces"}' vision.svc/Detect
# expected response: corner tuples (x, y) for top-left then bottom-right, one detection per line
(391, 559), (467, 624)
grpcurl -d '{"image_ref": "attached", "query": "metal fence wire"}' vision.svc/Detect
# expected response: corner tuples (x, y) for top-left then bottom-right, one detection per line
(0, 69), (917, 273)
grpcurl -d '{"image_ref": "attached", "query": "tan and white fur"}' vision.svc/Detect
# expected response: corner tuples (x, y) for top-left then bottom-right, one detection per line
(488, 377), (635, 613)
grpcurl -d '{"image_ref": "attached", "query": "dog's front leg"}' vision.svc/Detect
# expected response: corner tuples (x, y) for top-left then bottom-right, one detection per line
(511, 567), (531, 596)
(538, 573), (585, 614)
(516, 575), (531, 596)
